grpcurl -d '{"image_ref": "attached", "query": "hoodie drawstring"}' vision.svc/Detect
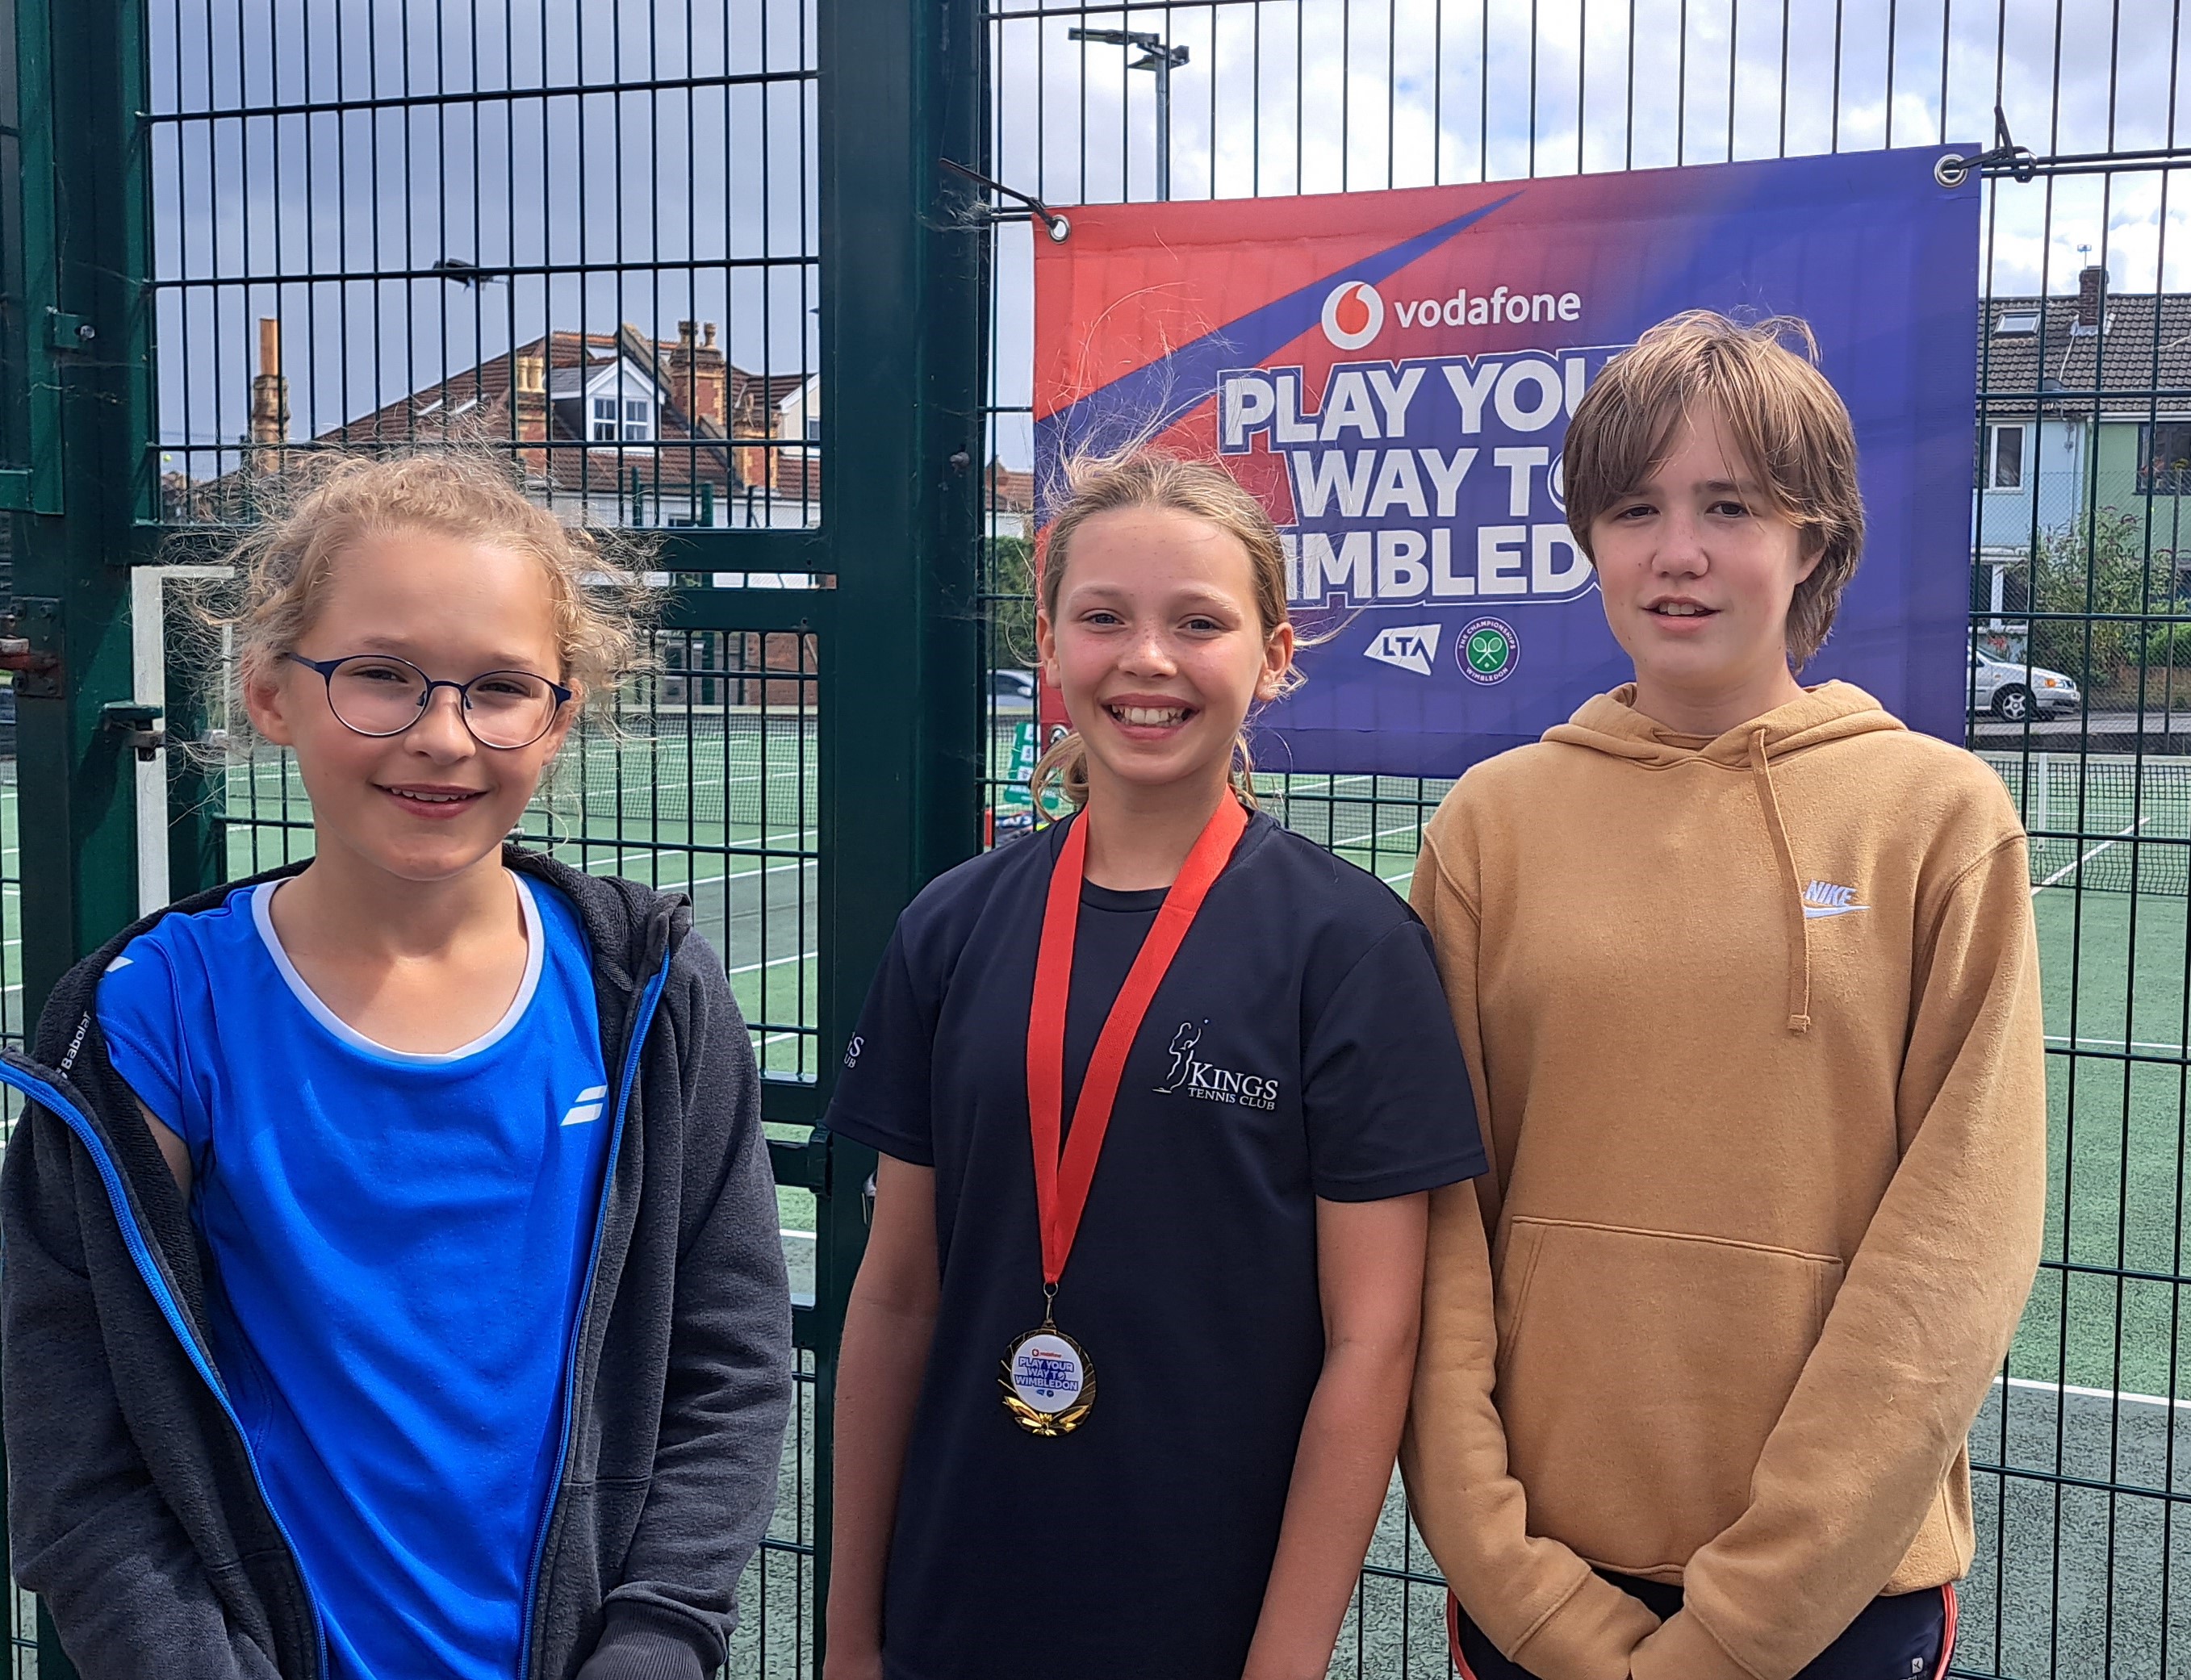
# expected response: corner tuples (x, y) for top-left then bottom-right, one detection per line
(1748, 727), (1813, 1034)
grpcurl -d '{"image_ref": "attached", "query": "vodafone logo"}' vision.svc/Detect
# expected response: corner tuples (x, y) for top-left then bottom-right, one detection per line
(1320, 281), (1384, 350)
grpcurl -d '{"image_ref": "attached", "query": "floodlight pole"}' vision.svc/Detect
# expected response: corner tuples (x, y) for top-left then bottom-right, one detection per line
(1068, 27), (1190, 201)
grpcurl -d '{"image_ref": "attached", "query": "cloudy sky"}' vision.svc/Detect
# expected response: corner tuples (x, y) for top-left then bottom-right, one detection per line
(151, 0), (2189, 474)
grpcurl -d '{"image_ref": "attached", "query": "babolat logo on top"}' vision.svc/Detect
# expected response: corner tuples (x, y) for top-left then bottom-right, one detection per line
(1156, 1022), (1281, 1111)
(560, 1084), (608, 1127)
(1217, 344), (1629, 612)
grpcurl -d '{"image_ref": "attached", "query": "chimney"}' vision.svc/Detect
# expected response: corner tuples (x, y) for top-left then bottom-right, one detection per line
(249, 317), (291, 458)
(664, 319), (727, 430)
(510, 343), (550, 485)
(2077, 265), (2108, 328)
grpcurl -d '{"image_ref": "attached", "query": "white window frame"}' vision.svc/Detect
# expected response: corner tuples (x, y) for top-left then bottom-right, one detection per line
(623, 398), (651, 442)
(1986, 423), (2026, 491)
(591, 396), (618, 442)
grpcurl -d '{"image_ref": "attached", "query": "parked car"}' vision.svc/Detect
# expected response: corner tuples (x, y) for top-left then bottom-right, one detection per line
(989, 668), (1037, 713)
(1971, 646), (2080, 721)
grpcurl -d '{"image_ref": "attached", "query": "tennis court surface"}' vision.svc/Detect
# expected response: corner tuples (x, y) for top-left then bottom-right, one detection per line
(15, 737), (2191, 1674)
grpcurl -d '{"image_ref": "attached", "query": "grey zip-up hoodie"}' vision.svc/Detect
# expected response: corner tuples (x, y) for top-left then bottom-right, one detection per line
(0, 848), (793, 1680)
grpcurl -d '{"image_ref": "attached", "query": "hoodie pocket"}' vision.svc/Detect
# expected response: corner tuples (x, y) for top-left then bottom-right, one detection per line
(1493, 1216), (1844, 1576)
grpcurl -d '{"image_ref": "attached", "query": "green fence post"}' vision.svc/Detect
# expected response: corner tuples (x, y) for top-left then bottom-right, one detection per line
(163, 590), (224, 901)
(14, 0), (153, 1028)
(810, 0), (987, 1653)
(11, 0), (145, 1649)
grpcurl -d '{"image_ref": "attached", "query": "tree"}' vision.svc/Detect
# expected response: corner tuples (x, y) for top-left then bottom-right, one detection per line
(2026, 508), (2179, 692)
(984, 535), (1039, 672)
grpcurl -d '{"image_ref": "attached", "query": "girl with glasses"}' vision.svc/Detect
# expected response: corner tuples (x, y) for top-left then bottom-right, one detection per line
(0, 451), (792, 1680)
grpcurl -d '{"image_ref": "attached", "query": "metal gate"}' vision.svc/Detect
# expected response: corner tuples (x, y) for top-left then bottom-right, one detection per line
(6, 2), (2191, 1678)
(2, 0), (987, 1674)
(972, 4), (2191, 1678)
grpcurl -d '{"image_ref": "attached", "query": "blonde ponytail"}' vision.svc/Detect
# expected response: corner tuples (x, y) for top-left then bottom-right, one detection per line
(1025, 449), (1298, 827)
(1028, 726), (1262, 817)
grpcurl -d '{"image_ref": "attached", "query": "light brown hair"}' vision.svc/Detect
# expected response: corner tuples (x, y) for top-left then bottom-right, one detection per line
(1562, 310), (1864, 667)
(1029, 450), (1299, 813)
(196, 448), (654, 742)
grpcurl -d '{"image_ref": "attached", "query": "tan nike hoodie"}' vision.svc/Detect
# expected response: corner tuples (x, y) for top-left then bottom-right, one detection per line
(1399, 682), (2047, 1680)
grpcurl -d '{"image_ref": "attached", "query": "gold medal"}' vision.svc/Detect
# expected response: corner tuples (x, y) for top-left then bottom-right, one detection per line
(999, 1318), (1097, 1436)
(1012, 798), (1246, 1438)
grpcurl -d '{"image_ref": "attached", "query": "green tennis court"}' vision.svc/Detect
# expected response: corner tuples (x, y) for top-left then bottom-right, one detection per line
(11, 742), (2191, 1674)
(215, 712), (826, 1086)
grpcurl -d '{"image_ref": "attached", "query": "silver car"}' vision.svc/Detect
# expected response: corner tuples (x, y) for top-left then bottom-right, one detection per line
(1971, 646), (2080, 721)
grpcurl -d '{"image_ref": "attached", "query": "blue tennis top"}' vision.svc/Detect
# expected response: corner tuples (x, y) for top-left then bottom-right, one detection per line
(96, 873), (613, 1680)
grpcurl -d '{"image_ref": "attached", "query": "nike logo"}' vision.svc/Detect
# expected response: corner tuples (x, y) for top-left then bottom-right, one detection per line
(559, 1084), (609, 1126)
(1801, 880), (1868, 920)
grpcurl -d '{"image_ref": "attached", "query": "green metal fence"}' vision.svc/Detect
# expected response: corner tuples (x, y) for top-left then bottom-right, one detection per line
(8, 1), (2191, 1678)
(6, 0), (984, 1674)
(977, 4), (2191, 1678)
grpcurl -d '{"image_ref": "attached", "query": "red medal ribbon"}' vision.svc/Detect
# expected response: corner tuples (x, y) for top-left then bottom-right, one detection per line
(1025, 795), (1251, 1290)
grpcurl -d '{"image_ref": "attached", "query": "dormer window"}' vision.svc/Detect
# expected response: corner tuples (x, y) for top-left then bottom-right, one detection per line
(585, 374), (654, 443)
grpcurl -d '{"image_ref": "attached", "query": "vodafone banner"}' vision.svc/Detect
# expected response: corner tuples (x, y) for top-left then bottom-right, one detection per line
(1032, 148), (1979, 776)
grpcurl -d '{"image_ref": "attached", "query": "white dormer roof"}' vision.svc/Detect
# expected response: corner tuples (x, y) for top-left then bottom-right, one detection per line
(549, 356), (667, 407)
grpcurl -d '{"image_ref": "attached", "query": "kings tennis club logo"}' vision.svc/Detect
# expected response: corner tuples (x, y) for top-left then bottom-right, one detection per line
(1158, 1022), (1281, 1110)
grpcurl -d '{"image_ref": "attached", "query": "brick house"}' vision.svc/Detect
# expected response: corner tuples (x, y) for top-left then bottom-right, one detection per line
(178, 318), (809, 529)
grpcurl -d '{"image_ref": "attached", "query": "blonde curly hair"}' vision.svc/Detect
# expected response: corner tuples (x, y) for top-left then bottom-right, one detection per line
(190, 447), (654, 742)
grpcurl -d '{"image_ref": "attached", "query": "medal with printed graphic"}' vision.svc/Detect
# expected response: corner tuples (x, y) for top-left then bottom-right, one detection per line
(1010, 793), (1249, 1437)
(999, 1298), (1097, 1436)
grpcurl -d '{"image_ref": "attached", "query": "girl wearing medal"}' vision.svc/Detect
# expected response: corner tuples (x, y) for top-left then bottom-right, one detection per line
(1401, 313), (2046, 1680)
(822, 450), (1486, 1680)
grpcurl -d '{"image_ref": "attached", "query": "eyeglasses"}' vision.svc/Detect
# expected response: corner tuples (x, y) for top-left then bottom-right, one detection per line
(286, 652), (573, 750)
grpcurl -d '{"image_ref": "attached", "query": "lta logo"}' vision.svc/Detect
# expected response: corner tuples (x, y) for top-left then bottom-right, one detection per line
(1320, 280), (1385, 350)
(1460, 617), (1520, 684)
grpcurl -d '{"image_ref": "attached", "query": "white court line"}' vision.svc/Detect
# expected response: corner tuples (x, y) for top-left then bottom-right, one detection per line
(2047, 1034), (2191, 1055)
(1997, 1374), (2191, 1413)
(2034, 814), (2153, 896)
(728, 949), (818, 978)
(654, 857), (813, 893)
(780, 1228), (815, 1241)
(556, 827), (819, 871)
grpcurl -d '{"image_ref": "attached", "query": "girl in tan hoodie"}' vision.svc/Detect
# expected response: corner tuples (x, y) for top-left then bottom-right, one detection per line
(1401, 311), (2047, 1680)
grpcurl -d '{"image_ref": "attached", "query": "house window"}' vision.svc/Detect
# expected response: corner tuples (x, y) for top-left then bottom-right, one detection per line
(2142, 421), (2191, 495)
(591, 397), (618, 441)
(624, 399), (651, 441)
(1985, 424), (2025, 490)
(805, 416), (820, 443)
(1993, 309), (2041, 336)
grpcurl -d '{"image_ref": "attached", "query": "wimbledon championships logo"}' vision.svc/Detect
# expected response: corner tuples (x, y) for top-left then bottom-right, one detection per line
(1460, 617), (1520, 684)
(1319, 281), (1385, 351)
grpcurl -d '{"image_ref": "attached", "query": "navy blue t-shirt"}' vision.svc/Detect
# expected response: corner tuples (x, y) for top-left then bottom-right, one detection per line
(825, 809), (1486, 1680)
